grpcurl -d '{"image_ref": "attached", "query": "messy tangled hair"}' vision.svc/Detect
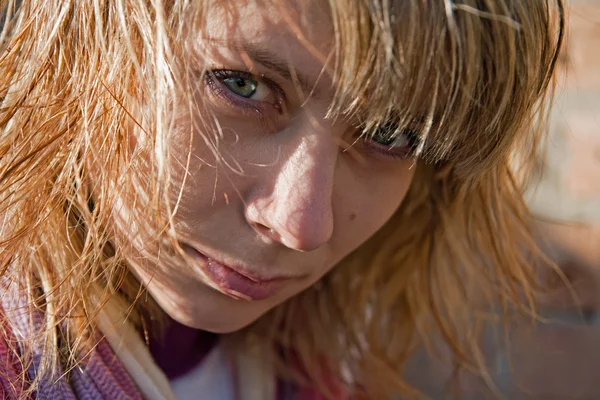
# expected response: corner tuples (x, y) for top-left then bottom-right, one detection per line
(0, 0), (564, 398)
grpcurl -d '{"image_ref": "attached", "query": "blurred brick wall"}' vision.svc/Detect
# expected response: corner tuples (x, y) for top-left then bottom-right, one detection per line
(527, 1), (600, 269)
(527, 1), (600, 223)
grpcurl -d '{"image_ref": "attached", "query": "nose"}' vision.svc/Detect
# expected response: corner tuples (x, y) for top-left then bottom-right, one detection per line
(245, 134), (336, 252)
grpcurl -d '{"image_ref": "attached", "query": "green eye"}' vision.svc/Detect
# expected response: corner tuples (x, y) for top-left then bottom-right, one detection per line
(371, 122), (411, 147)
(364, 121), (421, 159)
(222, 77), (258, 98)
(372, 125), (397, 146)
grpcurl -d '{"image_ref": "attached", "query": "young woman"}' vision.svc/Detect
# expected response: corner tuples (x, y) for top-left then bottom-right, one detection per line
(0, 0), (564, 398)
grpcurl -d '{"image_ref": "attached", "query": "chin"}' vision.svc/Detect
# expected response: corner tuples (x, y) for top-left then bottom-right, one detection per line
(154, 288), (271, 334)
(198, 320), (257, 334)
(176, 307), (265, 334)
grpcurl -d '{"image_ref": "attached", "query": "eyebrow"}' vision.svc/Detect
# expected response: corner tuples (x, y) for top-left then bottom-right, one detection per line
(207, 39), (322, 100)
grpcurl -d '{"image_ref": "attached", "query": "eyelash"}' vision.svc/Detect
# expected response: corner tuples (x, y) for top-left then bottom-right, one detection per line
(360, 128), (420, 161)
(204, 69), (286, 115)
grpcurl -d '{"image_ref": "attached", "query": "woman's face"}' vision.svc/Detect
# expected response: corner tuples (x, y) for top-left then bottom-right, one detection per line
(127, 0), (416, 333)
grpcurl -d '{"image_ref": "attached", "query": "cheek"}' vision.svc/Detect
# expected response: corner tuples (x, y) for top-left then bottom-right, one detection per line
(166, 122), (226, 206)
(350, 166), (414, 227)
(330, 165), (416, 260)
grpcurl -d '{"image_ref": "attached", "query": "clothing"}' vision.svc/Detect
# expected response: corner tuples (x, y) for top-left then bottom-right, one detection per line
(168, 345), (235, 400)
(0, 283), (338, 400)
(0, 284), (144, 400)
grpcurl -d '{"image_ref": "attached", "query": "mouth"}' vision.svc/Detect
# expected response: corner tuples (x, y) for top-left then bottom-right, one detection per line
(181, 244), (293, 301)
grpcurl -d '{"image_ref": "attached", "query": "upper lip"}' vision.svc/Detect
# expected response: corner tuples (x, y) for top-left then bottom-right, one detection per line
(182, 243), (302, 283)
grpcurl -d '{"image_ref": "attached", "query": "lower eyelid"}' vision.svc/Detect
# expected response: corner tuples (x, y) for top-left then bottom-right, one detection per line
(371, 145), (414, 160)
(205, 79), (259, 116)
(203, 76), (289, 133)
(361, 137), (416, 161)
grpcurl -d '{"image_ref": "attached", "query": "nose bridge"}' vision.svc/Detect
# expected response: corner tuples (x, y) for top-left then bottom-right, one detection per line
(270, 132), (336, 251)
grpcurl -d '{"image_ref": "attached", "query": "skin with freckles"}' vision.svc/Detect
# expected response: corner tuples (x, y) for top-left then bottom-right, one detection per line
(125, 0), (416, 333)
(0, 0), (567, 396)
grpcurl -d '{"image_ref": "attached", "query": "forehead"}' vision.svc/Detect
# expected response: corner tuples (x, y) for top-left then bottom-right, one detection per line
(205, 0), (333, 52)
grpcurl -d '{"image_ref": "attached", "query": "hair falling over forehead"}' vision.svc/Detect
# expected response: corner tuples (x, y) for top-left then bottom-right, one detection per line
(0, 0), (564, 398)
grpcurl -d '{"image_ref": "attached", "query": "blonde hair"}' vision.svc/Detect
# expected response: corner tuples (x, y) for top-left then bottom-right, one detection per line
(0, 0), (564, 398)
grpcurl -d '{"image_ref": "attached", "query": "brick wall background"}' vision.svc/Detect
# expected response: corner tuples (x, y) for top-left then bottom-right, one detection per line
(528, 1), (600, 220)
(528, 1), (600, 268)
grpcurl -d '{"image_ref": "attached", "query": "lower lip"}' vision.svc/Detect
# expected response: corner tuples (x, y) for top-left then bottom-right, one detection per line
(184, 246), (286, 301)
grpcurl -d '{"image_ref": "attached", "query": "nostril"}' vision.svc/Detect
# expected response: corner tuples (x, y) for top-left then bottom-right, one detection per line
(251, 222), (282, 243)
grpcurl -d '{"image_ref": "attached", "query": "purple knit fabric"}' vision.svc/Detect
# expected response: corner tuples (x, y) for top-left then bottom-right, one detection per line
(0, 283), (142, 399)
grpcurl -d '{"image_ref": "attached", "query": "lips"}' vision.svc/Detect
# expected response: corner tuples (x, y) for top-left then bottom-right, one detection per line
(182, 244), (290, 301)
